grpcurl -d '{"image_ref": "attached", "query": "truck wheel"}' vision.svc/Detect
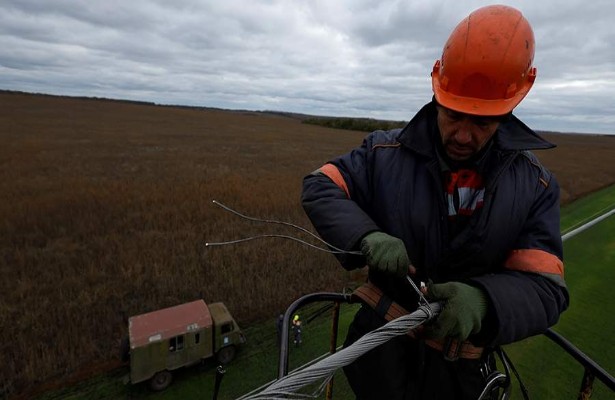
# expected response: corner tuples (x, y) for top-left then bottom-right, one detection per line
(216, 345), (236, 364)
(149, 370), (173, 391)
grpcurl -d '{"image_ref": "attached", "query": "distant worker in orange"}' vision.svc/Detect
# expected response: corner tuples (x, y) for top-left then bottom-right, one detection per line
(302, 5), (568, 399)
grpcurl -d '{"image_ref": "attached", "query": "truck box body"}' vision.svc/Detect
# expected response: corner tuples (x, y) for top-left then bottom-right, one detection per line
(128, 300), (214, 383)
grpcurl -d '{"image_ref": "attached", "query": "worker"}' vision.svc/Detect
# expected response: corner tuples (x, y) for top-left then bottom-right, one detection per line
(276, 314), (284, 347)
(292, 314), (302, 346)
(301, 5), (569, 399)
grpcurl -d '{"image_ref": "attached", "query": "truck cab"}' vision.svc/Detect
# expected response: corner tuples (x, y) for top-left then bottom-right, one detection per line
(209, 302), (244, 364)
(125, 299), (245, 391)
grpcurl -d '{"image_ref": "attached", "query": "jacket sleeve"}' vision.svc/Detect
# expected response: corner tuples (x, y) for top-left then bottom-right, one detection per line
(470, 167), (569, 345)
(301, 133), (383, 269)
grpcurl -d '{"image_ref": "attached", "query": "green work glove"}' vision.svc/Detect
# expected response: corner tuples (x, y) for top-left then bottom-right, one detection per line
(360, 231), (410, 277)
(423, 282), (488, 341)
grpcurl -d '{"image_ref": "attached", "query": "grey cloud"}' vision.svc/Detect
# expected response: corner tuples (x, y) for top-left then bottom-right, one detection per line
(0, 0), (614, 134)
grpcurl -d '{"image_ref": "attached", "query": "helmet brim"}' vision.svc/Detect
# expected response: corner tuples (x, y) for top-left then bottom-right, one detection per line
(431, 61), (536, 117)
(432, 69), (534, 117)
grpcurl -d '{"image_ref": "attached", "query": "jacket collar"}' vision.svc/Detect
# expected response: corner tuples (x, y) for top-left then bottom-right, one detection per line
(397, 101), (556, 157)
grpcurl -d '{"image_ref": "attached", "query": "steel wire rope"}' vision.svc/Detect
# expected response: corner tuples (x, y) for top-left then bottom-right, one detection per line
(238, 345), (346, 400)
(561, 203), (615, 234)
(561, 205), (615, 241)
(238, 302), (441, 400)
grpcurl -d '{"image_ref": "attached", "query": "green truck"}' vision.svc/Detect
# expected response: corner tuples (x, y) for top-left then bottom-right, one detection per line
(125, 299), (246, 391)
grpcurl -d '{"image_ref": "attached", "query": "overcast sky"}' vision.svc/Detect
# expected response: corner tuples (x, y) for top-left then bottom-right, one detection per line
(1, 0), (614, 135)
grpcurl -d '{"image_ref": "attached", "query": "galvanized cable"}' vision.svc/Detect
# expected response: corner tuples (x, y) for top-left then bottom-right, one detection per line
(561, 206), (615, 241)
(240, 302), (441, 400)
(205, 200), (362, 255)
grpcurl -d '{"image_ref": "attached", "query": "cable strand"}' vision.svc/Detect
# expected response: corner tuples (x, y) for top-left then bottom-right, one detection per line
(207, 200), (362, 255)
(205, 234), (359, 255)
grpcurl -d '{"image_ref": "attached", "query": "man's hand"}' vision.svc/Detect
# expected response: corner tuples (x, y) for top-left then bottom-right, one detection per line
(422, 282), (488, 341)
(360, 231), (410, 277)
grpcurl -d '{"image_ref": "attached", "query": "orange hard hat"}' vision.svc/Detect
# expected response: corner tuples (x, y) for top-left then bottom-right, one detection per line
(431, 5), (537, 116)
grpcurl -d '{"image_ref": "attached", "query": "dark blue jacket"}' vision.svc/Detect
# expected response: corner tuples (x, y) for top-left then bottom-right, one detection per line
(302, 102), (568, 345)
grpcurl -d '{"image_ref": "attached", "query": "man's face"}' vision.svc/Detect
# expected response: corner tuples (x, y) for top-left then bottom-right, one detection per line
(436, 105), (501, 161)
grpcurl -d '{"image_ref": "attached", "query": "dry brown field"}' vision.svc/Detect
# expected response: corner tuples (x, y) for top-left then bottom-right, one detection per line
(1, 91), (615, 397)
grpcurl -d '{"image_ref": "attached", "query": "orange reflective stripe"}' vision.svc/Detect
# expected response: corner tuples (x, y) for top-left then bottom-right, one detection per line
(319, 163), (350, 198)
(505, 249), (564, 277)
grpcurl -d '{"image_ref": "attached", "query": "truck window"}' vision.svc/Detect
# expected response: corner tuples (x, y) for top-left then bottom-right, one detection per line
(221, 322), (234, 334)
(169, 335), (184, 352)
